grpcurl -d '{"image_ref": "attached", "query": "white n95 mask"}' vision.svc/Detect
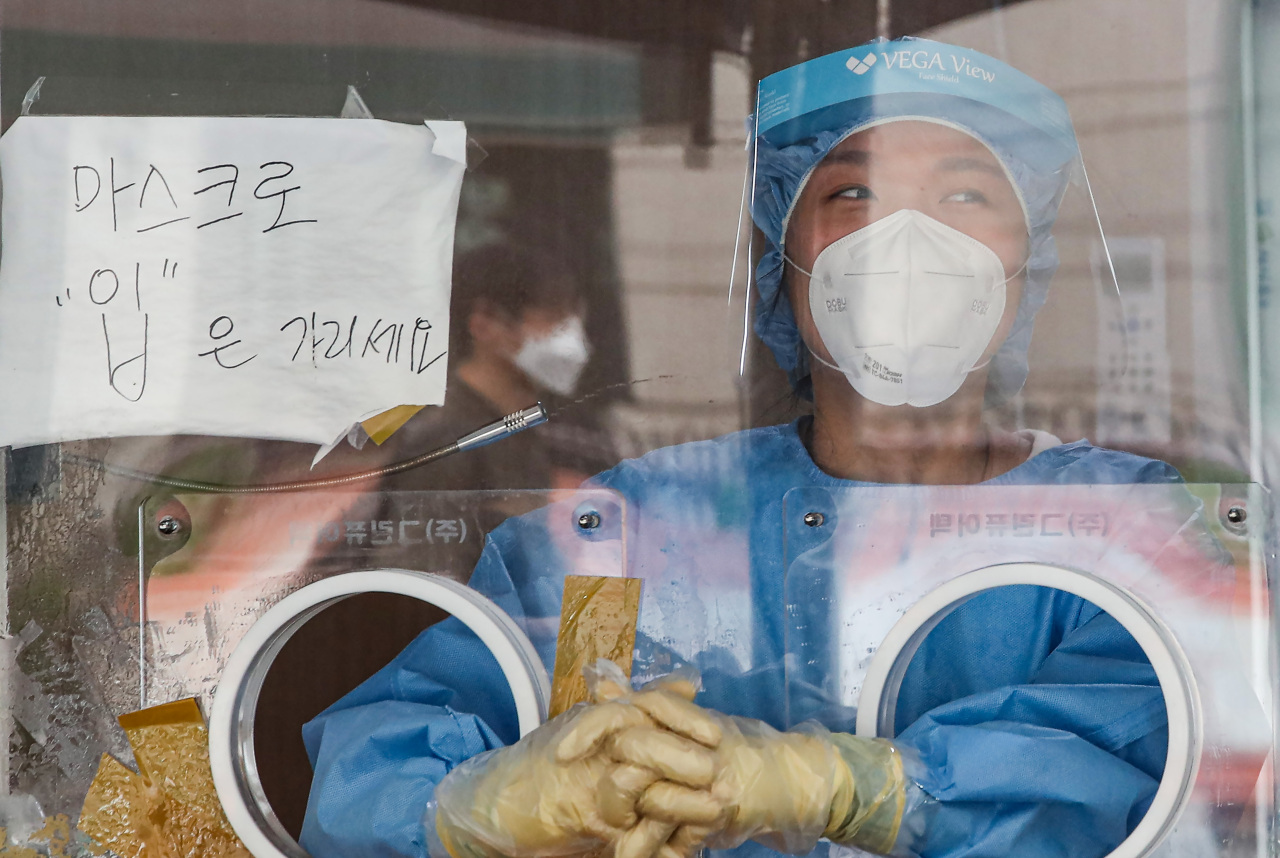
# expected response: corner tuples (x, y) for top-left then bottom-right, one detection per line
(805, 208), (1010, 407)
(513, 316), (591, 396)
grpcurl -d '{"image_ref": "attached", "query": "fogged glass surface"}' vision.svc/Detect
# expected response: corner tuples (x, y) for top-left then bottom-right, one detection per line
(1, 1), (1276, 857)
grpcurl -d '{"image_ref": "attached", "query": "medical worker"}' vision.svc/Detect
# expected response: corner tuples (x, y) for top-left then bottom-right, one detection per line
(300, 37), (1193, 858)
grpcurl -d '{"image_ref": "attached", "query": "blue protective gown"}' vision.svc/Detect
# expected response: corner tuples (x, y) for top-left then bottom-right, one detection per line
(301, 421), (1186, 858)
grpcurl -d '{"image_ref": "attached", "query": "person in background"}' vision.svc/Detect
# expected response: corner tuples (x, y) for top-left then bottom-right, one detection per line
(370, 243), (615, 492)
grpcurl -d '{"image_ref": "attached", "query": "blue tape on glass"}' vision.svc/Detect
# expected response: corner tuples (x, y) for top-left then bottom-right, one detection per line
(755, 37), (1078, 172)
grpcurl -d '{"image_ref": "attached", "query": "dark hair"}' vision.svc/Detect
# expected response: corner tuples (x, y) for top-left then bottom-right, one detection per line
(449, 244), (581, 358)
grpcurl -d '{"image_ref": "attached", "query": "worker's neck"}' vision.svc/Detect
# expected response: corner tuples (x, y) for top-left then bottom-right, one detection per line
(456, 351), (539, 415)
(807, 365), (1006, 485)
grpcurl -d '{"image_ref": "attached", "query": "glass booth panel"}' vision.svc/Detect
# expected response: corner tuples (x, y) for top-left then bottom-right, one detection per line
(6, 486), (628, 853)
(0, 1), (1275, 858)
(784, 483), (1275, 858)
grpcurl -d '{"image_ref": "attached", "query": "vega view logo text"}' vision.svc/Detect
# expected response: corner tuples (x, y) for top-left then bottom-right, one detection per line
(846, 50), (996, 83)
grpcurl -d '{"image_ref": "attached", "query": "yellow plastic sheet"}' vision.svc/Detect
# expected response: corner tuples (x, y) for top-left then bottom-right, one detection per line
(78, 698), (250, 858)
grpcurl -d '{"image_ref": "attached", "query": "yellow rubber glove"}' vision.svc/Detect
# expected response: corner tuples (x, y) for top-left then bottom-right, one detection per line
(588, 665), (724, 858)
(610, 704), (909, 857)
(434, 665), (720, 858)
(433, 699), (648, 858)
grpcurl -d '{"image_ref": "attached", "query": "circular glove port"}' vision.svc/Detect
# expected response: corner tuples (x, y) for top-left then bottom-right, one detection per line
(208, 569), (550, 858)
(856, 562), (1201, 858)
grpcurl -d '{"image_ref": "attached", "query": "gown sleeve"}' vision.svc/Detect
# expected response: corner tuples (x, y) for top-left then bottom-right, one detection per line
(893, 588), (1168, 858)
(299, 538), (531, 858)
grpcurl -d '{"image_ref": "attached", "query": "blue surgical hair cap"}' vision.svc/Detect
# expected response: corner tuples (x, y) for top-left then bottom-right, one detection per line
(749, 36), (1080, 402)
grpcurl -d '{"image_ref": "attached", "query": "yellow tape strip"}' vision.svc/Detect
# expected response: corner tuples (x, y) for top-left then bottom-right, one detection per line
(549, 575), (642, 718)
(362, 404), (426, 445)
(116, 696), (202, 731)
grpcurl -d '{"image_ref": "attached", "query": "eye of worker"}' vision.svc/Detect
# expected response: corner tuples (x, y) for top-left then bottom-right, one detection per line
(784, 121), (1028, 284)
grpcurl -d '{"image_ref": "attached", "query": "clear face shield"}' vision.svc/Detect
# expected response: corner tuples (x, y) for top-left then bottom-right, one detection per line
(744, 43), (1133, 446)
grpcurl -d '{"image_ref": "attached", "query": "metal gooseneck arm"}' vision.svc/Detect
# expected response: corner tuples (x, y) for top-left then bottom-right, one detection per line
(67, 403), (549, 494)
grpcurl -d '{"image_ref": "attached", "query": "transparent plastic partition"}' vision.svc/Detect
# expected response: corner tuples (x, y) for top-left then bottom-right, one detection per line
(5, 484), (626, 851)
(783, 483), (1276, 858)
(137, 488), (623, 707)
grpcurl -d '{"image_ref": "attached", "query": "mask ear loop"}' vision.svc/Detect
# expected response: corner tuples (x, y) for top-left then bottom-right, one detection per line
(778, 253), (850, 380)
(781, 249), (814, 279)
(968, 248), (1031, 372)
(782, 228), (1033, 378)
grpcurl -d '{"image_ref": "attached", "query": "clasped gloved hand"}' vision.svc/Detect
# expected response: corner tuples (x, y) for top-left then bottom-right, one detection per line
(434, 661), (909, 858)
(600, 674), (910, 858)
(432, 666), (719, 858)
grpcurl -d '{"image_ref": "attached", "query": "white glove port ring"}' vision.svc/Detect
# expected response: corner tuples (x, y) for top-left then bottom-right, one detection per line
(856, 562), (1202, 858)
(208, 569), (551, 858)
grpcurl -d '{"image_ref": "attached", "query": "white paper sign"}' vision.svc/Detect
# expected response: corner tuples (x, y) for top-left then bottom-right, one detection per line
(0, 115), (467, 448)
